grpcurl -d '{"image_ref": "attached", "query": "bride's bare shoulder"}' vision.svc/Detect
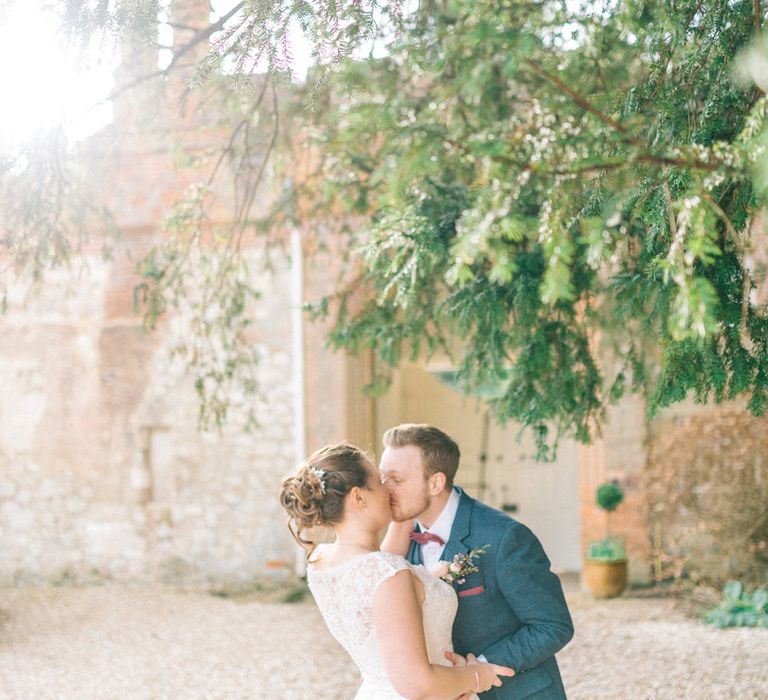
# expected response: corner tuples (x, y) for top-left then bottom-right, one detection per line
(308, 544), (378, 571)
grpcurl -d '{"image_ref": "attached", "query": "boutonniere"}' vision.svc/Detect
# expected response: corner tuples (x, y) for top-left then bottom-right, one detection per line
(430, 545), (490, 586)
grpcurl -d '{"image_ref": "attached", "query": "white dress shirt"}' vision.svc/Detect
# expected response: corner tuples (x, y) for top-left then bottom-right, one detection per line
(415, 488), (461, 571)
(417, 488), (489, 663)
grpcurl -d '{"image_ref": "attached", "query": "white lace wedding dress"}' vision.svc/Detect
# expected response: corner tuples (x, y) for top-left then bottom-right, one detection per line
(307, 549), (476, 700)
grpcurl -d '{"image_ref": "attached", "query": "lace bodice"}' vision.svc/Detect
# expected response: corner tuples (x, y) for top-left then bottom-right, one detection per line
(307, 549), (460, 697)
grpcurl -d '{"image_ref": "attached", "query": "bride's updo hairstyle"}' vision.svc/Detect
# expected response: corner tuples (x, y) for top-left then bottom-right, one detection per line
(279, 443), (371, 558)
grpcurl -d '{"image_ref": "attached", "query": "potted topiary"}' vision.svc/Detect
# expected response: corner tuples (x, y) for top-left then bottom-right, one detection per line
(583, 480), (628, 598)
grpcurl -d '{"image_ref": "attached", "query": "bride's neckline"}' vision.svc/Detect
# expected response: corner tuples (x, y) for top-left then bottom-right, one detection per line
(308, 547), (388, 574)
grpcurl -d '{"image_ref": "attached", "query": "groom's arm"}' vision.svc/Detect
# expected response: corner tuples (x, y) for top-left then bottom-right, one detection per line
(478, 522), (574, 673)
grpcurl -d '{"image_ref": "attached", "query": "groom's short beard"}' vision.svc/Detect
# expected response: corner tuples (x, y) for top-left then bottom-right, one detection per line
(392, 491), (431, 522)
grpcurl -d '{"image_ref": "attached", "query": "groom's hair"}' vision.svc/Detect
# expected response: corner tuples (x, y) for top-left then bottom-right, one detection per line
(383, 424), (460, 487)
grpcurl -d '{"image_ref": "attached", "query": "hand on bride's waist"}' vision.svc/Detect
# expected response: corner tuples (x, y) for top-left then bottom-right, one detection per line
(443, 649), (515, 699)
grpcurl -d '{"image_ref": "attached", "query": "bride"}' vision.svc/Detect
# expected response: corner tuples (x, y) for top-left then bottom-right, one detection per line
(279, 443), (514, 700)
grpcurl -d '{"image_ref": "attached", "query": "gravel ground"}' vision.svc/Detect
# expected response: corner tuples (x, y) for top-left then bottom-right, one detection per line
(0, 586), (766, 699)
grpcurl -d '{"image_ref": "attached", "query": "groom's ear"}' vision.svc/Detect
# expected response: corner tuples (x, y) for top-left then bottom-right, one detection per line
(428, 471), (447, 495)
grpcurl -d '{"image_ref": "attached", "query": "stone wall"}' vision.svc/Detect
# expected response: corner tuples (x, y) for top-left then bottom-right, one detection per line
(0, 241), (299, 586)
(0, 2), (369, 585)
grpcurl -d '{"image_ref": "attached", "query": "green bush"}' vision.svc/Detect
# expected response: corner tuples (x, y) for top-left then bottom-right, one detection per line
(587, 481), (627, 561)
(596, 481), (624, 512)
(704, 581), (768, 628)
(587, 536), (626, 562)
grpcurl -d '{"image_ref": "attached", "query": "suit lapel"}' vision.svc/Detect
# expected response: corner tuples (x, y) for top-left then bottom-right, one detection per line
(407, 523), (423, 565)
(440, 487), (474, 563)
(408, 536), (422, 565)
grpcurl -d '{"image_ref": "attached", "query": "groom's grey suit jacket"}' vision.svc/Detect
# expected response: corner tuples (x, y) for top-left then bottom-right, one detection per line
(407, 487), (573, 699)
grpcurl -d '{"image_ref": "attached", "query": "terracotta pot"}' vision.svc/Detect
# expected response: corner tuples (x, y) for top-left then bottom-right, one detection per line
(583, 558), (628, 598)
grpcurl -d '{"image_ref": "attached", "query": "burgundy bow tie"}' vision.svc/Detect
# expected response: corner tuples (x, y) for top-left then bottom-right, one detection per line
(409, 530), (446, 546)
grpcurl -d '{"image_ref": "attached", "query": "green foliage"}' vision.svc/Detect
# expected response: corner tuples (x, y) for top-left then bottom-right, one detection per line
(0, 126), (117, 307)
(282, 585), (309, 604)
(587, 536), (626, 562)
(596, 481), (625, 513)
(589, 480), (625, 557)
(134, 187), (262, 430)
(4, 1), (768, 446)
(301, 0), (768, 457)
(2, 0), (398, 433)
(704, 581), (768, 628)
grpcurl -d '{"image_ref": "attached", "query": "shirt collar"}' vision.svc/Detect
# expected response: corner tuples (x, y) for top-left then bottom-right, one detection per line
(416, 487), (460, 544)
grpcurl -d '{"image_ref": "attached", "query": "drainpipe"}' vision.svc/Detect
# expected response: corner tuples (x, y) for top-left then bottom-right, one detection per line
(291, 229), (307, 576)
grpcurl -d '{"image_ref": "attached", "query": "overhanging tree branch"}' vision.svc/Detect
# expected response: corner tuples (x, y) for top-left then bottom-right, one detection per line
(105, 2), (245, 103)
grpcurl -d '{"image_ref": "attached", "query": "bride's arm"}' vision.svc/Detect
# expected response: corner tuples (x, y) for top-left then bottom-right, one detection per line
(372, 570), (513, 700)
(380, 519), (413, 556)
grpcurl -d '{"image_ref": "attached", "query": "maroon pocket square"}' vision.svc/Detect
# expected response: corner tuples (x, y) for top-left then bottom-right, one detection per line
(458, 585), (485, 598)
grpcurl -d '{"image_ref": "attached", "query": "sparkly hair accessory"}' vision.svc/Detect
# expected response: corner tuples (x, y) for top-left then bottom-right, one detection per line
(309, 467), (327, 494)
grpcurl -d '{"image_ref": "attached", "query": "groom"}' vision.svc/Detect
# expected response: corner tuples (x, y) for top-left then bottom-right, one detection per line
(380, 423), (573, 699)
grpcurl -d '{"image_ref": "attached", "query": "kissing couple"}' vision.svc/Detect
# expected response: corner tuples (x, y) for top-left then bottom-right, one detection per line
(280, 423), (574, 699)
